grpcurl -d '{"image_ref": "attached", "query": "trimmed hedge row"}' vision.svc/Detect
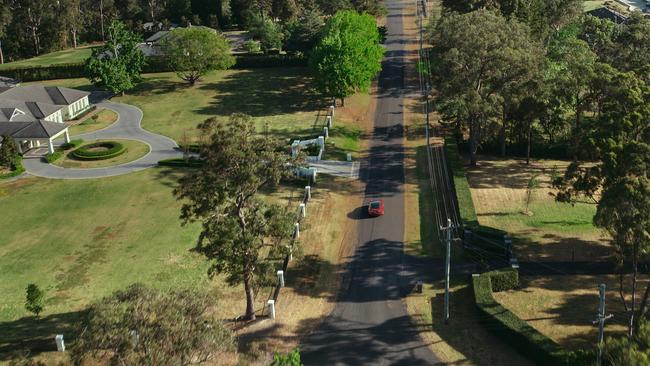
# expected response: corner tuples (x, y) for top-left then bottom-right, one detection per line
(444, 137), (507, 243)
(473, 269), (564, 365)
(157, 157), (204, 168)
(0, 156), (25, 179)
(0, 54), (308, 82)
(71, 141), (126, 160)
(45, 139), (84, 163)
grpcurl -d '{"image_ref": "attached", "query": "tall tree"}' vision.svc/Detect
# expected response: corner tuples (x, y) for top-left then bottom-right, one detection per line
(73, 284), (235, 365)
(160, 27), (235, 85)
(86, 20), (145, 95)
(248, 15), (284, 52)
(283, 8), (324, 53)
(428, 9), (542, 166)
(310, 10), (384, 105)
(0, 134), (18, 170)
(555, 67), (650, 337)
(0, 0), (11, 63)
(174, 114), (298, 320)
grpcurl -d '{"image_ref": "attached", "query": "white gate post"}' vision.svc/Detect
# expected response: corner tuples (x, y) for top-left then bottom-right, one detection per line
(326, 115), (332, 128)
(305, 185), (311, 201)
(277, 270), (285, 287)
(55, 334), (65, 352)
(267, 300), (276, 319)
(324, 127), (329, 139)
(294, 222), (300, 239)
(298, 203), (306, 218)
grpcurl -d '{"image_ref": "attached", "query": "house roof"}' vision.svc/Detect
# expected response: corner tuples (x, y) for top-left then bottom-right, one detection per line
(0, 99), (62, 121)
(0, 85), (90, 107)
(144, 25), (217, 43)
(0, 119), (67, 139)
(586, 7), (628, 24)
(0, 76), (19, 88)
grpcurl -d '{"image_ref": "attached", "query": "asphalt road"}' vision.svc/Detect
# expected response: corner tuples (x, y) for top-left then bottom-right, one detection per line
(22, 101), (181, 179)
(300, 1), (440, 364)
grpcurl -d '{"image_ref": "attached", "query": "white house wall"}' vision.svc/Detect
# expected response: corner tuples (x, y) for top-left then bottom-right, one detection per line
(44, 110), (63, 123)
(65, 96), (90, 120)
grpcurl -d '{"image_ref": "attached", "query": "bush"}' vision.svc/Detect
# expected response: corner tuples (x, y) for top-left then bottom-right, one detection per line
(157, 157), (204, 168)
(60, 139), (84, 150)
(473, 270), (564, 365)
(0, 62), (86, 81)
(45, 150), (64, 163)
(0, 155), (25, 179)
(487, 268), (519, 292)
(71, 141), (126, 160)
(243, 40), (262, 53)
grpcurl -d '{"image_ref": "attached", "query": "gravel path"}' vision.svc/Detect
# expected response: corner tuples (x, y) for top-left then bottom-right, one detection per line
(22, 101), (181, 179)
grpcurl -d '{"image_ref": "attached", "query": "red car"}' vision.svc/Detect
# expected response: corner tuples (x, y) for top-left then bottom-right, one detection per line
(368, 199), (385, 217)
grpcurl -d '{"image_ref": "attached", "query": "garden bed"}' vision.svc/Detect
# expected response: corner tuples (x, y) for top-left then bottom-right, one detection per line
(52, 139), (149, 169)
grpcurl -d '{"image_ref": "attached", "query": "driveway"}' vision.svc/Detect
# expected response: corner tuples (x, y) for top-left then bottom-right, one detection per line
(300, 0), (441, 364)
(22, 101), (181, 179)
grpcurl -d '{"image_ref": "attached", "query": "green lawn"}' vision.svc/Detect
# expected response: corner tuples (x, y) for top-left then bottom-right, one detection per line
(68, 108), (119, 136)
(51, 139), (150, 168)
(0, 45), (97, 69)
(583, 0), (606, 12)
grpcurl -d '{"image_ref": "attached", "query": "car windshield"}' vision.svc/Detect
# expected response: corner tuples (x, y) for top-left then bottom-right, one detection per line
(370, 201), (381, 209)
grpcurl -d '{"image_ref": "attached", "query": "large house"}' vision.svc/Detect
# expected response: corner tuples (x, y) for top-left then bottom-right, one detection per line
(0, 85), (91, 154)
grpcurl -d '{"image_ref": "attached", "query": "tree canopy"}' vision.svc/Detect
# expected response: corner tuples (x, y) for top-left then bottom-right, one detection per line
(174, 114), (299, 320)
(86, 20), (145, 95)
(310, 10), (384, 104)
(160, 27), (235, 85)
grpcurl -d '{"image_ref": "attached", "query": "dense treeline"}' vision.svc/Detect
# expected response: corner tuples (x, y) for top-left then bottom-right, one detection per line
(428, 0), (650, 351)
(0, 0), (384, 63)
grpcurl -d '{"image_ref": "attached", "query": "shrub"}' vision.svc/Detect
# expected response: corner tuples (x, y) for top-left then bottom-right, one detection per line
(71, 141), (126, 160)
(60, 139), (84, 150)
(487, 268), (519, 292)
(45, 150), (64, 163)
(0, 62), (86, 81)
(243, 40), (262, 53)
(0, 155), (25, 179)
(25, 284), (45, 317)
(157, 157), (204, 168)
(473, 270), (564, 365)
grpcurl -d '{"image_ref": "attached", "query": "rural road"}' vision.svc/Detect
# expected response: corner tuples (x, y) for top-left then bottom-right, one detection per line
(300, 0), (440, 364)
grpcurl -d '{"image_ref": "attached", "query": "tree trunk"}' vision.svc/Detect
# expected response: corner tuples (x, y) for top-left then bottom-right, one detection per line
(629, 241), (639, 338)
(573, 97), (581, 161)
(526, 120), (532, 165)
(100, 0), (105, 41)
(341, 98), (345, 107)
(0, 40), (3, 64)
(121, 91), (125, 97)
(469, 119), (478, 167)
(72, 29), (77, 49)
(499, 122), (506, 157)
(635, 282), (650, 332)
(244, 275), (256, 320)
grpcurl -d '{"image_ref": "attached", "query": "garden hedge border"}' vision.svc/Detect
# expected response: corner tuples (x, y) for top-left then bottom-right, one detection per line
(157, 157), (204, 168)
(0, 54), (308, 82)
(444, 136), (508, 244)
(71, 141), (126, 160)
(472, 269), (564, 365)
(45, 139), (84, 163)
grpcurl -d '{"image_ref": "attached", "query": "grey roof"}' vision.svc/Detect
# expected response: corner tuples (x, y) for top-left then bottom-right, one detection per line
(145, 30), (169, 43)
(0, 119), (67, 139)
(586, 8), (628, 24)
(0, 99), (62, 121)
(0, 76), (19, 88)
(0, 85), (90, 107)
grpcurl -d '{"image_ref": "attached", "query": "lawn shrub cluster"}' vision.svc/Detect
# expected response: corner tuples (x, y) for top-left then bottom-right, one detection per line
(71, 141), (126, 160)
(444, 137), (507, 243)
(157, 157), (204, 168)
(0, 54), (308, 82)
(60, 139), (84, 150)
(45, 150), (64, 163)
(0, 155), (24, 179)
(472, 269), (594, 365)
(46, 139), (84, 163)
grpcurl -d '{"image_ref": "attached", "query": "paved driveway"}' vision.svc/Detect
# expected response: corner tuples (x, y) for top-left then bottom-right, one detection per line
(22, 101), (182, 179)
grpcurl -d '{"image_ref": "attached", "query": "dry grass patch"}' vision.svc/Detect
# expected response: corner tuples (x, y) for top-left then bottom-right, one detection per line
(493, 275), (648, 350)
(68, 108), (118, 136)
(466, 155), (610, 261)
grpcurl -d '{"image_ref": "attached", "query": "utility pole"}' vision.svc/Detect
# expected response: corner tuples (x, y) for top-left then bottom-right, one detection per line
(441, 218), (453, 324)
(593, 283), (613, 366)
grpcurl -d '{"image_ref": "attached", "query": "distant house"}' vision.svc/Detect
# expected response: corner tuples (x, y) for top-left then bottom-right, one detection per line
(137, 25), (219, 57)
(586, 7), (629, 23)
(0, 85), (91, 154)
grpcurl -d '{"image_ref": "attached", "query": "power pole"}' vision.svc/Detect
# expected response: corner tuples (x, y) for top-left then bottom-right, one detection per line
(593, 283), (613, 366)
(441, 218), (453, 324)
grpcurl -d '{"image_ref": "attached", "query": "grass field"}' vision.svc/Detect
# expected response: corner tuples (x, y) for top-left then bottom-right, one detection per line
(584, 0), (607, 11)
(493, 275), (647, 350)
(68, 108), (118, 136)
(465, 155), (610, 261)
(0, 45), (97, 69)
(30, 68), (367, 158)
(51, 139), (150, 169)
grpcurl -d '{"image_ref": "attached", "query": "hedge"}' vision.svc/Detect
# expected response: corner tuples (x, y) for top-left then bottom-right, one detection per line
(444, 137), (507, 243)
(157, 157), (204, 168)
(0, 54), (308, 82)
(71, 141), (126, 160)
(45, 150), (65, 163)
(473, 269), (565, 365)
(0, 156), (25, 179)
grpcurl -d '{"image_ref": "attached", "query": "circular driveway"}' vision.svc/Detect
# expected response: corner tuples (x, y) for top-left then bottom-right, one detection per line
(22, 101), (182, 179)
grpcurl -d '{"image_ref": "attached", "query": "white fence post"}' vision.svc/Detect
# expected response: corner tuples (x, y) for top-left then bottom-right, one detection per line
(299, 203), (306, 218)
(347, 153), (352, 161)
(329, 105), (335, 119)
(318, 136), (325, 149)
(305, 185), (311, 201)
(267, 300), (276, 319)
(55, 334), (65, 352)
(324, 126), (329, 139)
(311, 169), (317, 184)
(294, 222), (300, 239)
(326, 115), (332, 128)
(277, 270), (285, 288)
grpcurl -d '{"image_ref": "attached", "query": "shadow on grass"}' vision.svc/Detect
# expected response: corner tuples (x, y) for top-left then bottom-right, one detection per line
(0, 310), (84, 361)
(196, 68), (328, 118)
